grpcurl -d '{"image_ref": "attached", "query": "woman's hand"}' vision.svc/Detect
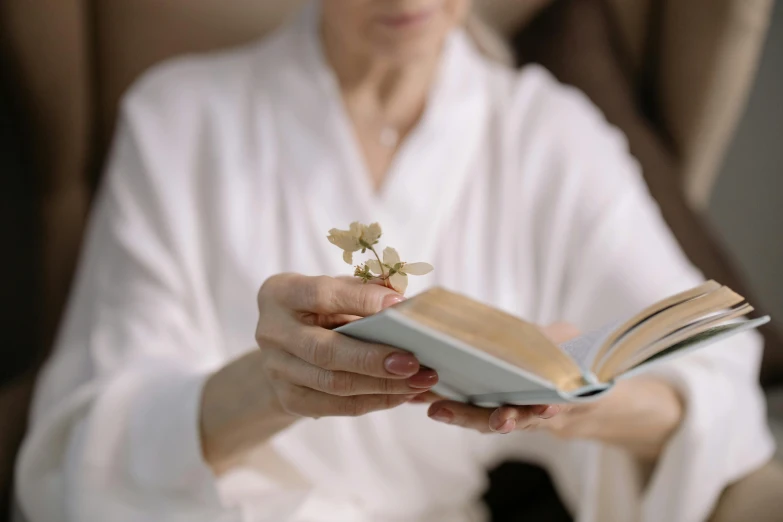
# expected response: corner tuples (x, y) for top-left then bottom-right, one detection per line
(420, 323), (684, 461)
(255, 274), (439, 415)
(200, 274), (437, 473)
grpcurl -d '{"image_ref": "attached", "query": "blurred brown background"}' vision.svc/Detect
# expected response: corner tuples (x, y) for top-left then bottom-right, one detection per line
(710, 2), (783, 335)
(1, 0), (781, 520)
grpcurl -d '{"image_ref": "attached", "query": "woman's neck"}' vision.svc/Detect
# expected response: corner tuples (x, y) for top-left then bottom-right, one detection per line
(320, 23), (444, 189)
(322, 31), (441, 126)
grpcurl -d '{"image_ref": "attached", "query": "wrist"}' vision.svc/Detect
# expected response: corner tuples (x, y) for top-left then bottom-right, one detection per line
(640, 377), (684, 458)
(590, 377), (684, 461)
(199, 351), (296, 475)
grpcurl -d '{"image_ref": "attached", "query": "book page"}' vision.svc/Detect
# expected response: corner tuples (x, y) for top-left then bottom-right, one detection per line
(591, 280), (720, 371)
(596, 286), (745, 381)
(559, 321), (621, 370)
(338, 311), (562, 400)
(611, 303), (753, 376)
(618, 316), (770, 379)
(394, 288), (587, 392)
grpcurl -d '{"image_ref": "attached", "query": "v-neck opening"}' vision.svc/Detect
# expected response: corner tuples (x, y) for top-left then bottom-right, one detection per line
(286, 2), (493, 278)
(302, 7), (462, 206)
(334, 104), (431, 204)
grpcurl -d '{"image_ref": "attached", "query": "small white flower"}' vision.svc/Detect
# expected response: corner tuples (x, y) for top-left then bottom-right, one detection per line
(367, 247), (433, 294)
(327, 222), (382, 264)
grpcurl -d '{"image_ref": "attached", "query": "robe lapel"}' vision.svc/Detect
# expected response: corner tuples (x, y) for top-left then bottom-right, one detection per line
(273, 4), (491, 287)
(376, 32), (491, 271)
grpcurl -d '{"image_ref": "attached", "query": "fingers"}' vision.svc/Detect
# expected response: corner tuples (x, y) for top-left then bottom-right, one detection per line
(302, 313), (361, 329)
(427, 401), (565, 434)
(336, 275), (390, 288)
(407, 391), (442, 404)
(266, 350), (438, 396)
(286, 326), (421, 378)
(265, 274), (404, 316)
(256, 273), (419, 422)
(275, 383), (418, 418)
(427, 401), (503, 434)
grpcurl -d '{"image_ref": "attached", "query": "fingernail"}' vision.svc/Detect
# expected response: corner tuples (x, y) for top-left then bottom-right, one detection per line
(429, 407), (453, 424)
(384, 353), (419, 376)
(530, 405), (549, 416)
(382, 294), (406, 309)
(490, 410), (511, 431)
(407, 369), (438, 389)
(492, 419), (516, 434)
(538, 405), (560, 419)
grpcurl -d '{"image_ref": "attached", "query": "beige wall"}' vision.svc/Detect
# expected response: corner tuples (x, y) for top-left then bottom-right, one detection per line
(709, 0), (783, 322)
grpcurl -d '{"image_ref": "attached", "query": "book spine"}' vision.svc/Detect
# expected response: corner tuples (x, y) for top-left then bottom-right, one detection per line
(581, 370), (601, 386)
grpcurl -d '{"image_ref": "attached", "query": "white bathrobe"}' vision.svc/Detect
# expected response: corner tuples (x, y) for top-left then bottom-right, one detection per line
(16, 5), (774, 522)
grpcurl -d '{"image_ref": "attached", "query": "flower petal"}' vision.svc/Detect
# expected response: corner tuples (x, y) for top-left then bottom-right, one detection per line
(366, 259), (383, 275)
(349, 222), (364, 238)
(382, 247), (401, 266)
(342, 250), (354, 265)
(365, 222), (382, 244)
(328, 229), (361, 252)
(402, 262), (433, 276)
(390, 272), (408, 294)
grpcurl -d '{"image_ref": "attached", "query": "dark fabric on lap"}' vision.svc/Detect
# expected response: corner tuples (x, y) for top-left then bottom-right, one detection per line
(484, 461), (573, 522)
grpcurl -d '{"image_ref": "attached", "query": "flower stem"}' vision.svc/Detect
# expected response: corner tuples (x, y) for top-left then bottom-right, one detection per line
(368, 246), (392, 289)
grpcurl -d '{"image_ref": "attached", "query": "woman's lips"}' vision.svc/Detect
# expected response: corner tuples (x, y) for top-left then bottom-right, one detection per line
(377, 7), (438, 29)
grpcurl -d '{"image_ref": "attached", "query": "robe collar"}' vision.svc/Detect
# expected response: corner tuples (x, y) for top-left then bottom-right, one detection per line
(269, 2), (491, 292)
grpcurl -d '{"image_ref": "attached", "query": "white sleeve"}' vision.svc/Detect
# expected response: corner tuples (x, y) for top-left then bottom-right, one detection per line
(544, 89), (776, 522)
(14, 75), (301, 521)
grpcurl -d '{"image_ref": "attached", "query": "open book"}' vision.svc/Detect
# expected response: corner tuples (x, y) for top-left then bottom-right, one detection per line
(336, 281), (770, 406)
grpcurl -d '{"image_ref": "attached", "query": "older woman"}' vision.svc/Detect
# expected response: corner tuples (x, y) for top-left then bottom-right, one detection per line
(16, 1), (773, 521)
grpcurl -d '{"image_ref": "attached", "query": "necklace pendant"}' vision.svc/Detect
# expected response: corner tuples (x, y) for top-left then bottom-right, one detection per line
(379, 126), (400, 148)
